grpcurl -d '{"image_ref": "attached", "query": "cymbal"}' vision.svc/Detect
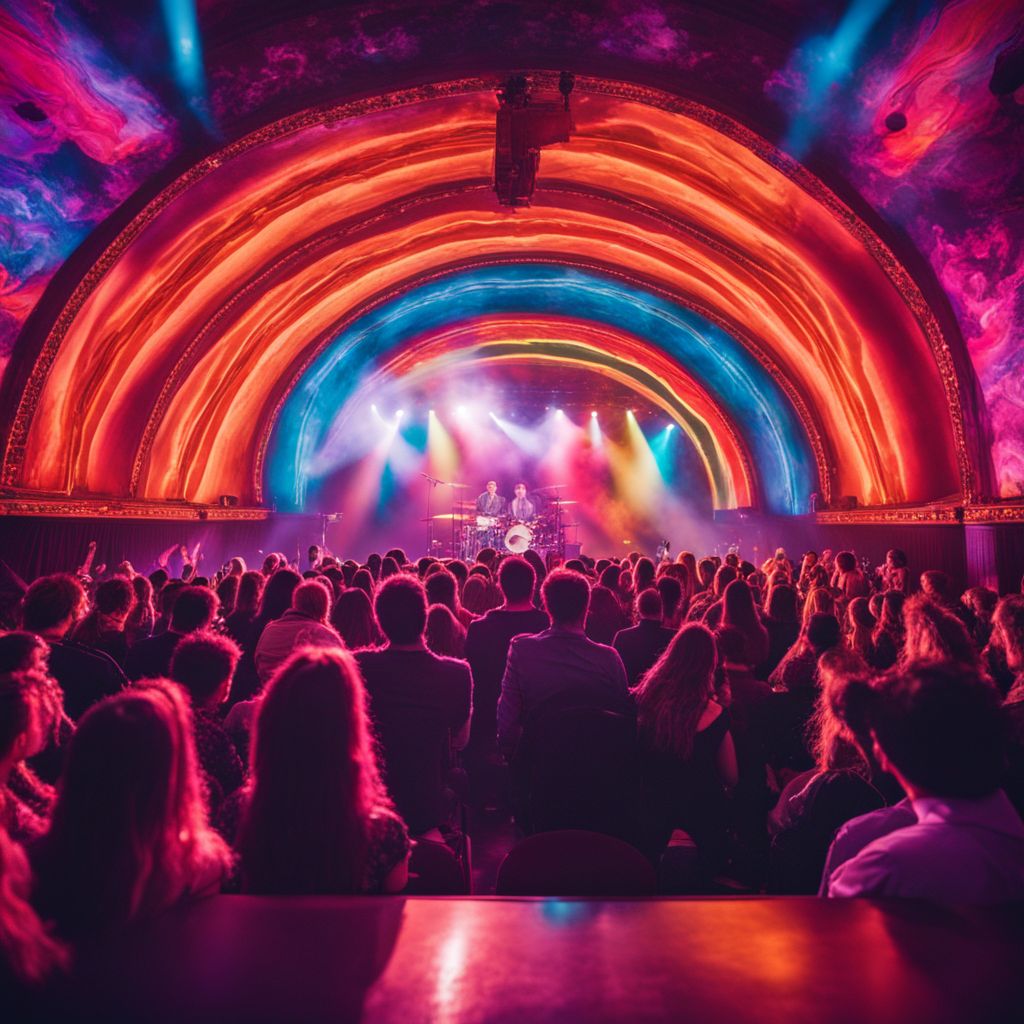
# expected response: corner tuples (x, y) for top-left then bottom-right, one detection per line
(421, 513), (472, 521)
(535, 484), (568, 491)
(449, 482), (469, 489)
(550, 499), (578, 504)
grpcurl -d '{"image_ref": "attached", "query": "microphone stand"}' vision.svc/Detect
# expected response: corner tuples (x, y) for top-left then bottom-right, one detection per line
(421, 473), (443, 556)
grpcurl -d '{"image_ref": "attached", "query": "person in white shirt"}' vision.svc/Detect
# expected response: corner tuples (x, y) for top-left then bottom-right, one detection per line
(824, 661), (1024, 904)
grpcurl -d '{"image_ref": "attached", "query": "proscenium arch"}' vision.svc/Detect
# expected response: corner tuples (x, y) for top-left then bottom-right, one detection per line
(3, 75), (972, 515)
(264, 268), (816, 513)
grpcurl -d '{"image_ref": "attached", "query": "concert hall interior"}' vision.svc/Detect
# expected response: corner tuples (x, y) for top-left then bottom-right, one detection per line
(1, 0), (1022, 1020)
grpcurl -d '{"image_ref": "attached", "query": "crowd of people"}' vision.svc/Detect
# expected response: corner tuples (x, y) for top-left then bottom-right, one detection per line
(1, 539), (1023, 988)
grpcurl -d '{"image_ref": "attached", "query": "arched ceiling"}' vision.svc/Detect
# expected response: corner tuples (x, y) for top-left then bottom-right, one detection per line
(1, 77), (977, 514)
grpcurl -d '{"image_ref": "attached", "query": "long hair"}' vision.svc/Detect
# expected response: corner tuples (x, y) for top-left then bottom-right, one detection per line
(257, 568), (302, 623)
(233, 570), (266, 618)
(33, 680), (231, 938)
(330, 588), (381, 650)
(634, 623), (718, 760)
(846, 597), (876, 659)
(425, 604), (467, 658)
(808, 649), (873, 776)
(801, 586), (835, 631)
(238, 648), (389, 895)
(902, 594), (979, 668)
(721, 579), (768, 649)
(0, 826), (68, 985)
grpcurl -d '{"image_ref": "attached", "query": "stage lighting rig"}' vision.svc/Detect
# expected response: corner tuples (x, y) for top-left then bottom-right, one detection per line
(493, 72), (575, 207)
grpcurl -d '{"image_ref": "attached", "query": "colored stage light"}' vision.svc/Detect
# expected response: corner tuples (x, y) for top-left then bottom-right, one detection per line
(396, 409), (405, 419)
(591, 410), (598, 419)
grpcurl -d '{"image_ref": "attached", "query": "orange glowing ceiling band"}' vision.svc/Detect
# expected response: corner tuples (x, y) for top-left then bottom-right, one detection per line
(367, 317), (755, 508)
(7, 79), (965, 509)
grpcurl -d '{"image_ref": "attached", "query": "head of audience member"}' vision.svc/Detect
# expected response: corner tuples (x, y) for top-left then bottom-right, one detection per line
(868, 592), (884, 620)
(425, 604), (466, 659)
(21, 575), (88, 640)
(721, 579), (764, 635)
(330, 589), (381, 651)
(885, 548), (908, 570)
(32, 680), (231, 938)
(541, 569), (591, 629)
(874, 590), (905, 636)
(352, 568), (375, 600)
(962, 586), (998, 623)
(636, 587), (662, 624)
(766, 583), (799, 623)
(598, 564), (621, 591)
(261, 553), (281, 577)
(656, 576), (682, 624)
(633, 558), (656, 593)
(168, 586), (218, 635)
(993, 596), (1024, 683)
(292, 580), (332, 623)
(902, 593), (978, 668)
(715, 625), (748, 669)
(476, 547), (498, 569)
(834, 551), (857, 574)
(228, 557), (246, 576)
(802, 586), (836, 629)
(810, 648), (874, 777)
(712, 564), (738, 598)
(843, 661), (1005, 801)
(148, 567), (169, 594)
(522, 549), (546, 588)
(379, 556), (401, 581)
(215, 575), (239, 618)
(447, 560), (469, 590)
(384, 548), (408, 567)
(802, 551), (819, 570)
(233, 570), (265, 619)
(497, 556), (536, 609)
(92, 577), (135, 628)
(257, 568), (302, 623)
(919, 569), (952, 604)
(374, 574), (427, 646)
(425, 569), (460, 614)
(366, 553), (383, 581)
(0, 636), (64, 782)
(634, 623), (718, 759)
(461, 575), (491, 616)
(847, 597), (876, 639)
(170, 631), (241, 712)
(806, 612), (842, 658)
(239, 648), (390, 894)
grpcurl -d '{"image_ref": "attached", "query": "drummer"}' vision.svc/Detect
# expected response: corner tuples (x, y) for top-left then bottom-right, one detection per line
(509, 482), (537, 522)
(475, 479), (507, 516)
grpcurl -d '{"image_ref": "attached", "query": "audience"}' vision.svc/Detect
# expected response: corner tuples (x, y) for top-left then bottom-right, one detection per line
(425, 603), (467, 659)
(237, 648), (410, 894)
(71, 576), (135, 667)
(330, 587), (382, 650)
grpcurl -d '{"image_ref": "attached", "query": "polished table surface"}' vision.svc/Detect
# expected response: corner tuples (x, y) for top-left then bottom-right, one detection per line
(31, 896), (1024, 1023)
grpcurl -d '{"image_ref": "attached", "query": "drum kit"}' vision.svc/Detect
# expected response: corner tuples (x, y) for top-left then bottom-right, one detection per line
(421, 484), (579, 558)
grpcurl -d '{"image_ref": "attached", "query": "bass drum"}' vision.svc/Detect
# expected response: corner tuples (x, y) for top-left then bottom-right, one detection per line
(504, 522), (533, 553)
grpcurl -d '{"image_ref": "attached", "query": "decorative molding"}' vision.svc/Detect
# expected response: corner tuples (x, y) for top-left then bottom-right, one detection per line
(0, 495), (269, 521)
(961, 503), (1024, 525)
(815, 506), (961, 525)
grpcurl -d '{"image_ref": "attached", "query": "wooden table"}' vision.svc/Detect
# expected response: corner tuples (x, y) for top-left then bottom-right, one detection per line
(28, 896), (1024, 1023)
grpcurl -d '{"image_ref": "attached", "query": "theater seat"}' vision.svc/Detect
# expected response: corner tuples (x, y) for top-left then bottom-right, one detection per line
(495, 829), (657, 896)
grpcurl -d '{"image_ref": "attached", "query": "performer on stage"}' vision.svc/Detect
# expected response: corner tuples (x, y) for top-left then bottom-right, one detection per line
(475, 480), (507, 516)
(509, 482), (536, 521)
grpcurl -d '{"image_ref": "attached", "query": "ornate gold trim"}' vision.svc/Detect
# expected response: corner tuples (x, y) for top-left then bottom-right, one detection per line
(0, 495), (268, 521)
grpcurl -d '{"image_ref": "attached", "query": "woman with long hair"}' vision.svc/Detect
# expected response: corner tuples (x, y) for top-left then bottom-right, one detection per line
(425, 604), (467, 659)
(759, 583), (800, 679)
(224, 569), (266, 648)
(125, 574), (156, 644)
(766, 649), (899, 893)
(31, 680), (232, 938)
(237, 648), (409, 894)
(330, 588), (382, 651)
(846, 597), (876, 663)
(871, 590), (905, 670)
(585, 585), (628, 645)
(718, 579), (769, 667)
(901, 593), (979, 668)
(634, 624), (738, 877)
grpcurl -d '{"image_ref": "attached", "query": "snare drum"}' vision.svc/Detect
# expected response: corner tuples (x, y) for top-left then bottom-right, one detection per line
(505, 522), (533, 553)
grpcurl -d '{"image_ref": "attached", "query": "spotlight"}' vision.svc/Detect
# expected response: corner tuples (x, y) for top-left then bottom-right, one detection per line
(667, 423), (676, 432)
(591, 410), (598, 419)
(396, 409), (405, 420)
(429, 408), (435, 415)
(555, 408), (564, 416)
(371, 404), (378, 412)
